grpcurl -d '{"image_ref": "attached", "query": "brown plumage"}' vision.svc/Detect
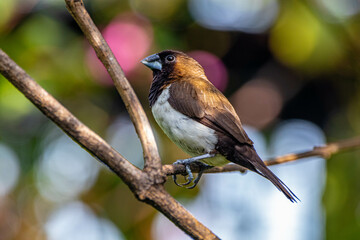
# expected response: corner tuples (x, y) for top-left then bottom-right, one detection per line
(142, 50), (299, 202)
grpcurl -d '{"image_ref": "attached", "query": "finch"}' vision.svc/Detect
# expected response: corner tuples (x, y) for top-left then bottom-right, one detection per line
(141, 50), (298, 202)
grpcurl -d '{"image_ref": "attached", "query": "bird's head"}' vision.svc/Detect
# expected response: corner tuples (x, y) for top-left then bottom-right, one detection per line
(141, 50), (205, 79)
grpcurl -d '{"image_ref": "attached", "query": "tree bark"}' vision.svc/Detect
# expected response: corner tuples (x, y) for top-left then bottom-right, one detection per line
(1, 0), (360, 239)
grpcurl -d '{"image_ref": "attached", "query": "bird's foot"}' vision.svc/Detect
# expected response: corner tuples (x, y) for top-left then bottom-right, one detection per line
(172, 153), (214, 189)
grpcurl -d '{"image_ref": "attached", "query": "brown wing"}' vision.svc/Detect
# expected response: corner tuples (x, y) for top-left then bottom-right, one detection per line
(168, 78), (253, 145)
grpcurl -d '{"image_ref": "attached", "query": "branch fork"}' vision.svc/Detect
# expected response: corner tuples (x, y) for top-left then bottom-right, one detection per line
(1, 0), (360, 239)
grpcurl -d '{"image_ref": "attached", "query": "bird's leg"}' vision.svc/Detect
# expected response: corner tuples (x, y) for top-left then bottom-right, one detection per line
(172, 153), (215, 188)
(173, 153), (215, 165)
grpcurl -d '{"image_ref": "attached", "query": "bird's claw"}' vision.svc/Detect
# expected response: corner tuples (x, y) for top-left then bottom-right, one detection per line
(172, 163), (194, 187)
(172, 159), (212, 189)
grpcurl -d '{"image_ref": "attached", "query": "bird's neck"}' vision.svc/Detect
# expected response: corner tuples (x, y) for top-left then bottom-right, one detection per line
(149, 72), (171, 107)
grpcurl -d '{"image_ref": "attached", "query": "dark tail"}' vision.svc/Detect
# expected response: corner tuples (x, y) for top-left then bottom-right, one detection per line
(234, 145), (300, 203)
(252, 160), (300, 203)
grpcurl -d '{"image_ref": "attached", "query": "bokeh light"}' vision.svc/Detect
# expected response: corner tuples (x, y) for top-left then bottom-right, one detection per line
(268, 119), (326, 240)
(188, 50), (228, 92)
(231, 79), (283, 129)
(315, 0), (360, 21)
(188, 0), (279, 33)
(269, 1), (345, 73)
(86, 14), (153, 85)
(107, 116), (144, 168)
(36, 133), (100, 202)
(0, 144), (20, 197)
(1, 0), (360, 239)
(45, 201), (125, 240)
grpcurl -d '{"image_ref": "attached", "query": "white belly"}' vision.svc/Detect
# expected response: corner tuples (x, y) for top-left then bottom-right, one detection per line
(152, 87), (229, 166)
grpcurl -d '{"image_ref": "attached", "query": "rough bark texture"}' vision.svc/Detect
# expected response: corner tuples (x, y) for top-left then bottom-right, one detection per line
(1, 0), (360, 239)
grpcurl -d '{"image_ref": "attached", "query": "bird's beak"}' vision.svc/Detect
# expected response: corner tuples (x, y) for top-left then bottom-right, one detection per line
(141, 54), (162, 71)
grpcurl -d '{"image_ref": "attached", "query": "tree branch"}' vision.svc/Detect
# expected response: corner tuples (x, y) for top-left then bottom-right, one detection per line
(3, 1), (358, 238)
(163, 137), (360, 176)
(0, 47), (219, 240)
(0, 49), (142, 191)
(65, 0), (161, 173)
(265, 137), (360, 165)
(0, 0), (222, 238)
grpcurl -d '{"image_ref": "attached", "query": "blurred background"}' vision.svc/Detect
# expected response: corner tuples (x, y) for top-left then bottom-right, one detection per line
(1, 0), (360, 239)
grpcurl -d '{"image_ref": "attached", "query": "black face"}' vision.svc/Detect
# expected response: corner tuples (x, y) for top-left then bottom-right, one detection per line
(156, 50), (182, 75)
(142, 50), (185, 76)
(146, 50), (184, 107)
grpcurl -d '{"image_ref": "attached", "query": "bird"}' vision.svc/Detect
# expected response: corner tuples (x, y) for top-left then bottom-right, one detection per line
(141, 50), (299, 202)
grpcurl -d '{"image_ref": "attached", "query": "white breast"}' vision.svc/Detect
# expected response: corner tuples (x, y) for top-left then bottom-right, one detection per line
(152, 87), (218, 156)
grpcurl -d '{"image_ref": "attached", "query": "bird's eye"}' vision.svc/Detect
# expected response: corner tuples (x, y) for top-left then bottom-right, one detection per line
(166, 55), (175, 62)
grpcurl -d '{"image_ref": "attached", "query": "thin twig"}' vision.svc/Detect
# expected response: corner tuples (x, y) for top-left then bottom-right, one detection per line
(65, 0), (161, 173)
(3, 1), (358, 238)
(265, 137), (360, 165)
(162, 162), (247, 176)
(163, 137), (360, 176)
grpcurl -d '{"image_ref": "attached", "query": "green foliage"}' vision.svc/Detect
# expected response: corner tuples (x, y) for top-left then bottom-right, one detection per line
(1, 0), (360, 239)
